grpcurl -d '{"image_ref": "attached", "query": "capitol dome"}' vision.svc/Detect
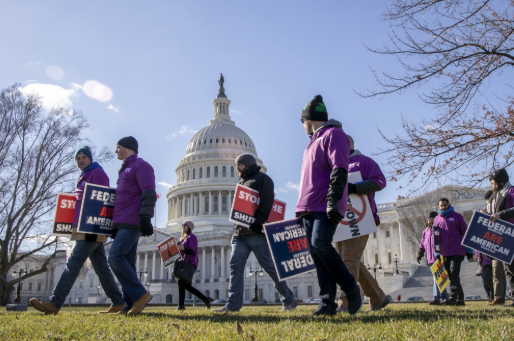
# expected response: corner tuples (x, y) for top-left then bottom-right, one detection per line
(165, 75), (266, 232)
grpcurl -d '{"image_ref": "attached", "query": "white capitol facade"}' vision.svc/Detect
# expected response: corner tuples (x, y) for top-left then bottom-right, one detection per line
(9, 79), (489, 305)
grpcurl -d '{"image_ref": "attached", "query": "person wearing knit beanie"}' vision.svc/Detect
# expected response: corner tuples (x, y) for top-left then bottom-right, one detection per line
(117, 136), (139, 154)
(75, 146), (93, 163)
(301, 95), (328, 122)
(235, 154), (256, 167)
(490, 168), (509, 185)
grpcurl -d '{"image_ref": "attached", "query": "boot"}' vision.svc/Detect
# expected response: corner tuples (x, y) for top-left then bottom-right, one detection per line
(488, 297), (505, 305)
(204, 297), (214, 309)
(98, 304), (125, 314)
(29, 299), (59, 315)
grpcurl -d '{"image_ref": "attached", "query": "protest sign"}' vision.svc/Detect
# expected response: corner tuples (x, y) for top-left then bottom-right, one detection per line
(462, 211), (514, 264)
(52, 193), (76, 237)
(229, 184), (286, 228)
(430, 257), (449, 292)
(263, 218), (316, 281)
(157, 236), (182, 268)
(333, 171), (377, 242)
(77, 183), (116, 236)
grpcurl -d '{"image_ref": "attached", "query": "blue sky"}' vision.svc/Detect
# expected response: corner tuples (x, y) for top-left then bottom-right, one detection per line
(1, 1), (503, 227)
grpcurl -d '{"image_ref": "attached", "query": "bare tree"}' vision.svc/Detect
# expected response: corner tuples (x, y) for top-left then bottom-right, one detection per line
(0, 83), (111, 305)
(359, 0), (514, 191)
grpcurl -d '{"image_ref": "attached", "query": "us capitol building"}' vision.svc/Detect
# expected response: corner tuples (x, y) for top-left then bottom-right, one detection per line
(8, 77), (490, 305)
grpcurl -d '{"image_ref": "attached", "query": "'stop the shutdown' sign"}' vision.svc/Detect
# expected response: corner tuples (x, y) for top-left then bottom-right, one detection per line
(263, 218), (316, 281)
(229, 184), (286, 228)
(52, 193), (76, 237)
(462, 211), (514, 264)
(333, 171), (377, 243)
(77, 183), (116, 236)
(157, 236), (182, 268)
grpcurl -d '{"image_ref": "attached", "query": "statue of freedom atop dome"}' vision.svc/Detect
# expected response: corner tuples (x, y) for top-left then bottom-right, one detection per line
(217, 73), (227, 98)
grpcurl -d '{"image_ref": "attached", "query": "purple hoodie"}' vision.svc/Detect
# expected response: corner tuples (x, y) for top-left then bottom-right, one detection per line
(180, 233), (199, 269)
(433, 211), (468, 257)
(74, 165), (109, 228)
(348, 151), (386, 221)
(419, 226), (436, 264)
(475, 251), (492, 266)
(296, 119), (350, 215)
(113, 154), (156, 226)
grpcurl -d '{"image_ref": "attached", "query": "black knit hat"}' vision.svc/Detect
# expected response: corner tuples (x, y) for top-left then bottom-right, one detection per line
(301, 95), (328, 122)
(235, 154), (256, 167)
(75, 146), (93, 162)
(428, 211), (438, 219)
(117, 136), (138, 153)
(489, 168), (509, 184)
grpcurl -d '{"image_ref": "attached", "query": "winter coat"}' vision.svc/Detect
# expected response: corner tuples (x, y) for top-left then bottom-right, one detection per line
(180, 233), (199, 269)
(491, 183), (514, 224)
(233, 164), (274, 236)
(475, 251), (492, 266)
(113, 154), (156, 228)
(433, 211), (468, 257)
(348, 150), (386, 221)
(419, 226), (436, 264)
(296, 119), (350, 215)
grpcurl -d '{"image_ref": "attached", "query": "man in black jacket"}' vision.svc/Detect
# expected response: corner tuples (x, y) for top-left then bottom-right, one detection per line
(213, 154), (296, 313)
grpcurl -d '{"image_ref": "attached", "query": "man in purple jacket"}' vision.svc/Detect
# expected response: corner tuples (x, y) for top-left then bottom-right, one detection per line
(108, 136), (157, 315)
(336, 137), (390, 313)
(434, 198), (473, 306)
(29, 146), (124, 315)
(417, 211), (448, 305)
(488, 168), (514, 306)
(296, 95), (362, 316)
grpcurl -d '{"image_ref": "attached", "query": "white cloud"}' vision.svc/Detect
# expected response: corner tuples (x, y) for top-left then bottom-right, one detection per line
(167, 125), (198, 139)
(25, 61), (42, 67)
(26, 80), (37, 83)
(106, 104), (119, 113)
(230, 109), (242, 114)
(276, 181), (301, 193)
(157, 181), (173, 188)
(20, 83), (79, 110)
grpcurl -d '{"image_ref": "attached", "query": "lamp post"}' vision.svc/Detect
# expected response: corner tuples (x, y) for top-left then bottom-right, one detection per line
(97, 284), (100, 295)
(367, 263), (382, 280)
(12, 268), (27, 303)
(249, 266), (263, 303)
(147, 283), (151, 292)
(137, 268), (147, 282)
(194, 270), (201, 307)
(393, 254), (400, 275)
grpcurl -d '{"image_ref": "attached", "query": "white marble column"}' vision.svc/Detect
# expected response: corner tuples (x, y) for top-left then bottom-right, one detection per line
(218, 190), (222, 214)
(220, 246), (225, 279)
(168, 265), (171, 280)
(390, 224), (398, 261)
(190, 193), (194, 216)
(181, 196), (185, 218)
(152, 251), (156, 280)
(136, 252), (140, 271)
(211, 247), (215, 280)
(199, 192), (204, 215)
(228, 191), (232, 209)
(160, 256), (164, 280)
(209, 191), (213, 215)
(202, 248), (206, 283)
(397, 219), (406, 260)
(144, 252), (148, 282)
(175, 197), (180, 219)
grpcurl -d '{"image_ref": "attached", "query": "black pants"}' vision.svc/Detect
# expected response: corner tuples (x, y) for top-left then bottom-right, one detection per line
(443, 255), (465, 300)
(505, 260), (514, 296)
(178, 279), (207, 306)
(481, 264), (494, 298)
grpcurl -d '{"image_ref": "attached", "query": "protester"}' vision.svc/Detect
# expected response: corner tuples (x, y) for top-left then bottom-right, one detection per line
(477, 190), (496, 302)
(29, 146), (125, 315)
(336, 136), (391, 313)
(107, 136), (157, 315)
(295, 95), (362, 316)
(488, 168), (514, 306)
(175, 221), (214, 310)
(214, 154), (296, 313)
(434, 198), (473, 306)
(417, 211), (449, 305)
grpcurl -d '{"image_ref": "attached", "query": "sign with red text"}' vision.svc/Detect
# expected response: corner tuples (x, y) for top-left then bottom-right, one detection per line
(52, 193), (76, 237)
(431, 257), (450, 292)
(462, 211), (514, 264)
(333, 171), (377, 242)
(157, 236), (183, 268)
(264, 218), (315, 281)
(77, 183), (116, 236)
(229, 184), (286, 229)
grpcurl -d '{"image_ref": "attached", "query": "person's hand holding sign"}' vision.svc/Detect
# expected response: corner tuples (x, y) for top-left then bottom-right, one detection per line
(249, 222), (264, 234)
(490, 213), (501, 223)
(177, 245), (185, 251)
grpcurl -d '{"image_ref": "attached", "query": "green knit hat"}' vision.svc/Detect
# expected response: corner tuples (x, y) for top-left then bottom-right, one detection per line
(75, 146), (93, 162)
(301, 95), (328, 121)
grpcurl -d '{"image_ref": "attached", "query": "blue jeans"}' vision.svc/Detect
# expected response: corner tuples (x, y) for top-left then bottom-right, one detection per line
(433, 276), (448, 300)
(302, 212), (358, 311)
(226, 234), (295, 311)
(49, 240), (124, 309)
(108, 228), (146, 310)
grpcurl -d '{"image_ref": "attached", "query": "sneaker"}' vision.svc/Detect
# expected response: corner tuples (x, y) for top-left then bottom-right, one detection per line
(366, 295), (391, 312)
(176, 306), (185, 311)
(311, 305), (336, 316)
(456, 299), (466, 306)
(29, 299), (59, 315)
(204, 297), (214, 309)
(441, 298), (457, 306)
(488, 297), (505, 305)
(281, 299), (298, 312)
(127, 292), (153, 316)
(98, 304), (125, 314)
(213, 306), (238, 313)
(429, 300), (441, 305)
(346, 286), (364, 315)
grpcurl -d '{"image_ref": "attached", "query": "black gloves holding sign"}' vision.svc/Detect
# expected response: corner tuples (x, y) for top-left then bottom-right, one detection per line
(326, 168), (348, 225)
(139, 189), (157, 237)
(140, 216), (154, 237)
(249, 222), (264, 234)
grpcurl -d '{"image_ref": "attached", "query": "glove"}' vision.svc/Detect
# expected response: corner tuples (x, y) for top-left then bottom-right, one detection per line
(466, 253), (474, 261)
(416, 257), (422, 264)
(85, 234), (98, 242)
(327, 201), (343, 225)
(140, 216), (154, 237)
(249, 222), (264, 234)
(111, 228), (118, 239)
(348, 183), (357, 195)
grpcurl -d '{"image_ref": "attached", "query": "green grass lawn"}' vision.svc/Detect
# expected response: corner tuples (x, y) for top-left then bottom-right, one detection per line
(0, 303), (513, 340)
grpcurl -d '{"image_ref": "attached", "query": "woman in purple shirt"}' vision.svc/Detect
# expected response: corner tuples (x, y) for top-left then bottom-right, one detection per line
(176, 221), (214, 310)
